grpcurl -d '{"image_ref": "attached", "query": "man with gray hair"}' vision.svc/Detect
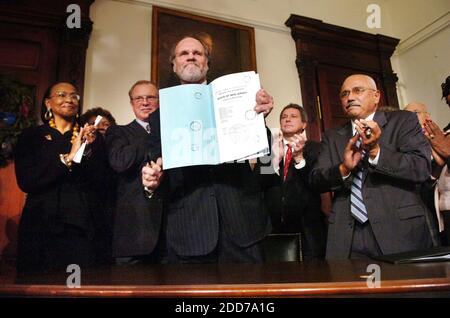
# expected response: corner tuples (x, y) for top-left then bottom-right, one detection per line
(143, 35), (273, 263)
(311, 74), (438, 259)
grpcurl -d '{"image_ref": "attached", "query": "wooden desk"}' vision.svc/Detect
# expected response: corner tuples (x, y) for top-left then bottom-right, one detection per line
(0, 260), (449, 297)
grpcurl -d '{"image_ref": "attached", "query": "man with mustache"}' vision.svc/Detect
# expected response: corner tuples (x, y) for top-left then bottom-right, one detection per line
(142, 35), (273, 263)
(311, 74), (439, 259)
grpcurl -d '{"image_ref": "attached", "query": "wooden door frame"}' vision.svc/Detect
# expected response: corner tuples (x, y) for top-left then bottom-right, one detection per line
(0, 0), (95, 115)
(285, 15), (399, 141)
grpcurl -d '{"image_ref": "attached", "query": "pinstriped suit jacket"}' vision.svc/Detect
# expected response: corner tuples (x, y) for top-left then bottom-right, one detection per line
(165, 162), (271, 256)
(106, 120), (163, 257)
(311, 110), (438, 259)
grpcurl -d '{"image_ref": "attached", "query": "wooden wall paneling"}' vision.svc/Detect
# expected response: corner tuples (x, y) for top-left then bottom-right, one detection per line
(0, 0), (95, 260)
(285, 15), (400, 138)
(0, 163), (25, 261)
(0, 0), (94, 115)
(0, 20), (59, 119)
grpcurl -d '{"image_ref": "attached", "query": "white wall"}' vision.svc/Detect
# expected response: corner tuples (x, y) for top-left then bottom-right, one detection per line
(85, 1), (152, 125)
(387, 3), (450, 129)
(383, 0), (449, 40)
(84, 0), (450, 130)
(393, 23), (450, 128)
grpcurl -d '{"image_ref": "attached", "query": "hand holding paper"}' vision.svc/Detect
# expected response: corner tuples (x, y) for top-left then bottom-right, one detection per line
(73, 115), (102, 163)
(159, 71), (269, 169)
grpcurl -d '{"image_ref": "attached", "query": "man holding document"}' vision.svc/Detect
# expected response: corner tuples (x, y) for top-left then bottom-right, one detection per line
(142, 35), (274, 263)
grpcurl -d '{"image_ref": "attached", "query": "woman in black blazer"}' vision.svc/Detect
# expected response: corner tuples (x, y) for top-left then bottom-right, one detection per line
(14, 82), (109, 273)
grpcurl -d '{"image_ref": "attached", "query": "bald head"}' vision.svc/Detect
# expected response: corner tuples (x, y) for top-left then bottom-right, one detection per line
(342, 74), (378, 91)
(340, 74), (380, 120)
(404, 102), (430, 125)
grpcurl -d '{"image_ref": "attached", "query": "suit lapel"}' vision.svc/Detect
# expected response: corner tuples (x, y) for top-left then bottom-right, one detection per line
(374, 111), (387, 130)
(279, 156), (285, 180)
(335, 122), (352, 163)
(130, 120), (149, 138)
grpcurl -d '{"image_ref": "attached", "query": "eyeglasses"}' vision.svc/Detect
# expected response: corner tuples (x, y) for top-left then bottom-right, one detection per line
(49, 91), (81, 101)
(340, 87), (376, 99)
(131, 95), (159, 103)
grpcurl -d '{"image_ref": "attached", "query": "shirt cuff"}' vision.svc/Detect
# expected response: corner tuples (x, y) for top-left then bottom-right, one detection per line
(342, 171), (351, 180)
(144, 187), (154, 199)
(368, 149), (380, 166)
(294, 158), (306, 170)
(274, 166), (280, 176)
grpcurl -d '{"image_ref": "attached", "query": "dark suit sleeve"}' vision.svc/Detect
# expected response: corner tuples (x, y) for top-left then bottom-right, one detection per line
(79, 136), (109, 188)
(294, 141), (320, 179)
(14, 127), (69, 193)
(310, 131), (352, 193)
(370, 112), (431, 183)
(106, 125), (150, 173)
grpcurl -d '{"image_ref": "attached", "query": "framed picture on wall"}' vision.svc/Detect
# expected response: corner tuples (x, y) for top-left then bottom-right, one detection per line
(151, 6), (257, 89)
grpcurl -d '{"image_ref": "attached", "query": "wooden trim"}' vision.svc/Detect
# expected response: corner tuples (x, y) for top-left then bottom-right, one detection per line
(285, 14), (400, 139)
(151, 6), (256, 87)
(1, 278), (449, 297)
(2, 260), (450, 297)
(395, 11), (450, 55)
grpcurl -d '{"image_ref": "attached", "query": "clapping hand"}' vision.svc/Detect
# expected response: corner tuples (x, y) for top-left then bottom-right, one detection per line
(81, 123), (97, 144)
(289, 133), (306, 163)
(423, 119), (450, 160)
(354, 119), (381, 160)
(340, 134), (364, 177)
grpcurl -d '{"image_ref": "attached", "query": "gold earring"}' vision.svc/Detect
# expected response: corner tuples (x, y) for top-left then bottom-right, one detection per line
(44, 108), (53, 121)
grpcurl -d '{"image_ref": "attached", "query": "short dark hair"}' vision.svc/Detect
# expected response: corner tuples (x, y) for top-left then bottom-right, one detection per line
(40, 81), (79, 123)
(169, 35), (211, 66)
(442, 75), (450, 99)
(79, 107), (116, 127)
(279, 103), (308, 122)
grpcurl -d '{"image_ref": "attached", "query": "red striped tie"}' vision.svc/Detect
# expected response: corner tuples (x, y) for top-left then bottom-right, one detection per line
(283, 145), (292, 181)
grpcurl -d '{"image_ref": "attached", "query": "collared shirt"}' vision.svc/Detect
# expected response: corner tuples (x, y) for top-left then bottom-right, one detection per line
(135, 118), (150, 133)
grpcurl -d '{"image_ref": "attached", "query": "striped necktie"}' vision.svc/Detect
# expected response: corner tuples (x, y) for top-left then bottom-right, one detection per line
(350, 139), (368, 223)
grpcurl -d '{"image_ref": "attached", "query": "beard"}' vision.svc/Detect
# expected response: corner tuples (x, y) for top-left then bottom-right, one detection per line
(175, 63), (208, 84)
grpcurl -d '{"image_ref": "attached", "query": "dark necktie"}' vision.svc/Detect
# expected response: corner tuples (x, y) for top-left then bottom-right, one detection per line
(145, 124), (151, 134)
(283, 145), (292, 181)
(350, 138), (368, 223)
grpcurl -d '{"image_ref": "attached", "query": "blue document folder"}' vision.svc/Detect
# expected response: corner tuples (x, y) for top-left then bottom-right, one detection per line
(159, 71), (268, 169)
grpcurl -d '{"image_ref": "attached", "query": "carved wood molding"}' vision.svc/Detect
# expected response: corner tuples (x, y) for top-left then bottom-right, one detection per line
(0, 0), (95, 110)
(285, 14), (400, 139)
